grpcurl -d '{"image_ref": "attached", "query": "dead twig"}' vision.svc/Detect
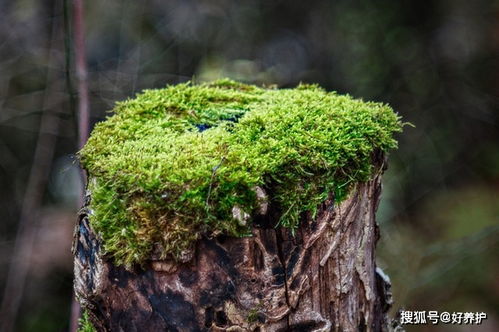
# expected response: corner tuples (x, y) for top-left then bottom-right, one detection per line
(69, 0), (91, 330)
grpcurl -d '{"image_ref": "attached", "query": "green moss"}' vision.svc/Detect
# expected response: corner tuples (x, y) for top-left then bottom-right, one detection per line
(78, 311), (96, 332)
(247, 302), (264, 323)
(79, 79), (402, 267)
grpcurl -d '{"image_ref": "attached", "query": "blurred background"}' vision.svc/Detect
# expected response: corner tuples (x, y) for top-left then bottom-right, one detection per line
(0, 0), (498, 331)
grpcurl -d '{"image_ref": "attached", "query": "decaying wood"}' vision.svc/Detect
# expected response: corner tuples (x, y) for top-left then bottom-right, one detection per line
(73, 164), (393, 331)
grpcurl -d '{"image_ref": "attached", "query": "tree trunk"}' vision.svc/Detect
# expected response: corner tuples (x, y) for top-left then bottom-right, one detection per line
(73, 162), (393, 331)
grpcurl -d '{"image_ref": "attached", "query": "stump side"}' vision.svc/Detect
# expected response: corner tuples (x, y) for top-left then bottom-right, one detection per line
(73, 171), (392, 332)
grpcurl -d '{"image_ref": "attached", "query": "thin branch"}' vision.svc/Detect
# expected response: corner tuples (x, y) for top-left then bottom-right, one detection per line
(63, 0), (81, 330)
(69, 0), (91, 330)
(74, 0), (90, 150)
(63, 0), (76, 136)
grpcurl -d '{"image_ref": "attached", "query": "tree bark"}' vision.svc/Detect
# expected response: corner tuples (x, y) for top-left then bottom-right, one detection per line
(73, 162), (393, 331)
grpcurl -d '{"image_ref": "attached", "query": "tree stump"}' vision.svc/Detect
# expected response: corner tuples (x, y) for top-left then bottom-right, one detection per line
(73, 164), (392, 332)
(73, 80), (399, 331)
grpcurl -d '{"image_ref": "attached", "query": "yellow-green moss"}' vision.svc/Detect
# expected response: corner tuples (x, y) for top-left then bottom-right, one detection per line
(79, 79), (402, 267)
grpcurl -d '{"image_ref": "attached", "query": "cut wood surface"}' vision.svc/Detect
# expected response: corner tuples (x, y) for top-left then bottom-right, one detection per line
(73, 164), (393, 331)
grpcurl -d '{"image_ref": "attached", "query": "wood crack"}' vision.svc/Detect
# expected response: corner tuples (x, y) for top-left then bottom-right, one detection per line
(274, 228), (291, 330)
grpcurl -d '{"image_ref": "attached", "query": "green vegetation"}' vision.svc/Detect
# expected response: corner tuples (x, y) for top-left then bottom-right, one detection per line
(247, 301), (264, 323)
(79, 79), (402, 267)
(77, 311), (96, 332)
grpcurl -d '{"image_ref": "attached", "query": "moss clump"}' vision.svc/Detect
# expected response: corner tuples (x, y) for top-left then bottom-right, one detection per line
(80, 79), (402, 267)
(78, 311), (96, 332)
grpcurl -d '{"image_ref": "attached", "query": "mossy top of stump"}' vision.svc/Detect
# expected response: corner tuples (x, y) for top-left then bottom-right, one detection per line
(79, 79), (402, 267)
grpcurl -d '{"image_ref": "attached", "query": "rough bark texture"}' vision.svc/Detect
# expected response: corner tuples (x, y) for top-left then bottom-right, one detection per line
(73, 167), (393, 332)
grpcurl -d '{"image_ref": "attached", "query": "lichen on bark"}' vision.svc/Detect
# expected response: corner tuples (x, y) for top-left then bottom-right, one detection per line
(78, 79), (402, 267)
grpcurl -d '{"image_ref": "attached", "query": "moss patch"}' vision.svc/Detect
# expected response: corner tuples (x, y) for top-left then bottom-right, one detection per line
(79, 79), (402, 267)
(78, 311), (96, 332)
